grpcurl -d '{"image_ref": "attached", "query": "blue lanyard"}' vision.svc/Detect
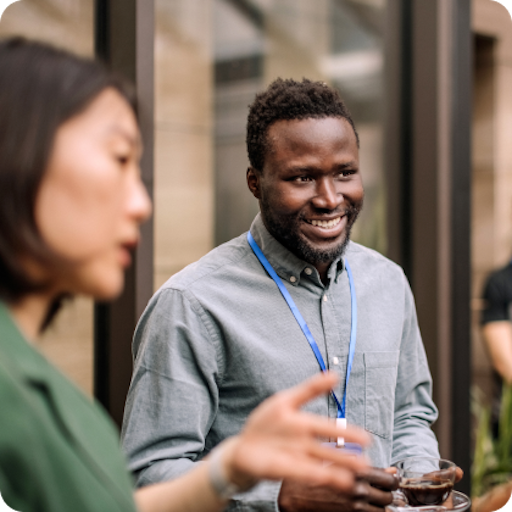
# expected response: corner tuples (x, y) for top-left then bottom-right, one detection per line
(247, 232), (357, 419)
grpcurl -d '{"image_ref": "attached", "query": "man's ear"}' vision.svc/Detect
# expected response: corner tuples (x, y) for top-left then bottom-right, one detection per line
(247, 167), (261, 199)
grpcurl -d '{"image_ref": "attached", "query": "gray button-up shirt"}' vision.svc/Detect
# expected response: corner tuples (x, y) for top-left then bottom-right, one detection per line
(121, 214), (439, 511)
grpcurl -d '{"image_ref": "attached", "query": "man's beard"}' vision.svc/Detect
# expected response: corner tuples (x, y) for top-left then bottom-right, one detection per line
(260, 199), (363, 266)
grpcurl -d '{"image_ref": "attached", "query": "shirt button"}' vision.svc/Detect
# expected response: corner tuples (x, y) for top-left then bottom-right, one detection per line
(323, 295), (328, 302)
(305, 268), (313, 275)
(333, 357), (339, 365)
(290, 276), (297, 283)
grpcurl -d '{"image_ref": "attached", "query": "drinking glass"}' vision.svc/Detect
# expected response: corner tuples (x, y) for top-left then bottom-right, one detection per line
(395, 457), (456, 507)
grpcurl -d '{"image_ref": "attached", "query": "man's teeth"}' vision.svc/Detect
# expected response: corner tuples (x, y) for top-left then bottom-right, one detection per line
(309, 217), (341, 229)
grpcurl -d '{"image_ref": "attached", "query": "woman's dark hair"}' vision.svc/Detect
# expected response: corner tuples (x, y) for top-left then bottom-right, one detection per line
(246, 78), (359, 173)
(0, 37), (136, 305)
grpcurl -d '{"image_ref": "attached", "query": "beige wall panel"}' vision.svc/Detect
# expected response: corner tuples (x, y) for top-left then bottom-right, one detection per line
(154, 0), (214, 289)
(472, 171), (495, 270)
(0, 0), (93, 55)
(154, 129), (214, 277)
(155, 46), (213, 126)
(154, 186), (213, 289)
(155, 128), (213, 188)
(264, 0), (329, 83)
(473, 0), (512, 37)
(351, 123), (386, 253)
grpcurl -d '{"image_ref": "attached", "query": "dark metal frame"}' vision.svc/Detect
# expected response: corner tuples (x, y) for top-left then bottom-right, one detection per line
(94, 0), (154, 427)
(385, 0), (472, 495)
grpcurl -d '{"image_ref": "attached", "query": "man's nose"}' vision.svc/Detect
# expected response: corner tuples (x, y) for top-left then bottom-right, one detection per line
(312, 178), (342, 210)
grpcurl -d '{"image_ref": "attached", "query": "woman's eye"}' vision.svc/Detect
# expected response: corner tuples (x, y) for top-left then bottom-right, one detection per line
(116, 155), (129, 165)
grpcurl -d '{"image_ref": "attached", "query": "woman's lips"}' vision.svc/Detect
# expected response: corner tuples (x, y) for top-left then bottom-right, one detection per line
(118, 239), (138, 267)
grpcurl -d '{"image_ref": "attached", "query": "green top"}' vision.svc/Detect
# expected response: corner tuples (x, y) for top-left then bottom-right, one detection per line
(0, 303), (138, 512)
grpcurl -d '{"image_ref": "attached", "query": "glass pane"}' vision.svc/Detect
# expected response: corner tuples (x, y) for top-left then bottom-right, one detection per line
(154, 0), (215, 288)
(0, 0), (95, 395)
(154, 0), (387, 294)
(214, 0), (386, 253)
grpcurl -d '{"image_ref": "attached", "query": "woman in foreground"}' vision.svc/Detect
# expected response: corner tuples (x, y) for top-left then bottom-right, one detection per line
(0, 38), (369, 512)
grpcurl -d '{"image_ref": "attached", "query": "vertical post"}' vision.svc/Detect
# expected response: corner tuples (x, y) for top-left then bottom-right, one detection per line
(385, 0), (471, 494)
(384, 0), (412, 277)
(94, 0), (154, 427)
(449, 0), (472, 490)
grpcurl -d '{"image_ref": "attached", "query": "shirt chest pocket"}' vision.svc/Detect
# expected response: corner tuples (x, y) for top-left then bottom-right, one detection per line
(364, 351), (399, 439)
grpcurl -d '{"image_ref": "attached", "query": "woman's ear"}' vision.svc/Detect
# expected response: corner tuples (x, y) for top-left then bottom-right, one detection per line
(247, 167), (261, 199)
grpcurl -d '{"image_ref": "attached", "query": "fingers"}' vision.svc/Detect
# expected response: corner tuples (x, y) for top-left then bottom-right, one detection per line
(358, 467), (398, 492)
(345, 481), (394, 512)
(296, 412), (370, 447)
(253, 448), (362, 492)
(365, 484), (395, 507)
(282, 371), (339, 408)
(311, 443), (369, 473)
(352, 478), (394, 506)
(282, 460), (360, 492)
(455, 466), (464, 482)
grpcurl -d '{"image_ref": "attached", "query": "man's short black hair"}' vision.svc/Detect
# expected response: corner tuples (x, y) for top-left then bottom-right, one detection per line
(246, 78), (359, 172)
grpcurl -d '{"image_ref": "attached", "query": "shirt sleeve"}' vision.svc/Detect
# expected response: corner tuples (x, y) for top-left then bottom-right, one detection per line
(121, 287), (283, 512)
(482, 271), (510, 324)
(121, 287), (221, 484)
(391, 277), (440, 465)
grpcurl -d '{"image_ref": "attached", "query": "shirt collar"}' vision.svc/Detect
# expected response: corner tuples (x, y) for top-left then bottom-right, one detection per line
(249, 213), (346, 286)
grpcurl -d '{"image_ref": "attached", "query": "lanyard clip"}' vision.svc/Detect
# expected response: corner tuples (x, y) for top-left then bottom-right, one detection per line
(336, 417), (346, 447)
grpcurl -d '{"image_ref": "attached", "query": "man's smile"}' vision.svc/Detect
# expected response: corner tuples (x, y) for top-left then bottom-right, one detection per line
(251, 117), (363, 271)
(302, 214), (348, 240)
(305, 216), (342, 229)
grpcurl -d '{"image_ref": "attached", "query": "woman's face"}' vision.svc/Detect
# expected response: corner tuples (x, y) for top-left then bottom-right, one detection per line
(35, 88), (151, 300)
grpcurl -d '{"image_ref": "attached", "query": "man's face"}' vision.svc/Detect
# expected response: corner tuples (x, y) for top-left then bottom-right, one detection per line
(247, 117), (363, 270)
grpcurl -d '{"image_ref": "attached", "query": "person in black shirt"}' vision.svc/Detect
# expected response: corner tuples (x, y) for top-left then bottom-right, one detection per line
(482, 261), (512, 384)
(481, 261), (512, 435)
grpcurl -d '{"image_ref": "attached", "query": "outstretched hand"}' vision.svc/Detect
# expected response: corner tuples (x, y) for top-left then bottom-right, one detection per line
(222, 372), (370, 493)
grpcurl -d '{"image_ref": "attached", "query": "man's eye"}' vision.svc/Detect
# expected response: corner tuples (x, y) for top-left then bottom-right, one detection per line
(337, 169), (356, 179)
(294, 176), (312, 182)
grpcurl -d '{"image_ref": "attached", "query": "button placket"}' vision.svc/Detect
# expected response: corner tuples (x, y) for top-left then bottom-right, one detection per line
(321, 275), (351, 419)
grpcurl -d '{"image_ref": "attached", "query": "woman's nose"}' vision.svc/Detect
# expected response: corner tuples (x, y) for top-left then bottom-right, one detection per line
(129, 174), (152, 224)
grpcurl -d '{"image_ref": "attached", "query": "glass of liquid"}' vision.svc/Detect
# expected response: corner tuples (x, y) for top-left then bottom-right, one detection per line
(395, 457), (456, 507)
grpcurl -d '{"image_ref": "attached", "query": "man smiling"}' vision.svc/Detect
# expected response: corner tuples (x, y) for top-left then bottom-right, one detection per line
(122, 78), (439, 512)
(247, 115), (363, 285)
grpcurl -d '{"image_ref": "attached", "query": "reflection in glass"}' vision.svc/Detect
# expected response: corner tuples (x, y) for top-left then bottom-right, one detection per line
(154, 0), (387, 289)
(212, 0), (386, 253)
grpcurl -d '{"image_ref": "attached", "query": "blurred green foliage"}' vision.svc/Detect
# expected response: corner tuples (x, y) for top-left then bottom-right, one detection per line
(472, 384), (512, 498)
